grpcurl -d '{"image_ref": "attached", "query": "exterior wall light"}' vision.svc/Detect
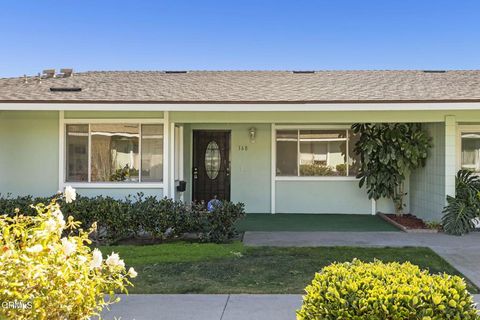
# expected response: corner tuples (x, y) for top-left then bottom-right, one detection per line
(248, 127), (256, 143)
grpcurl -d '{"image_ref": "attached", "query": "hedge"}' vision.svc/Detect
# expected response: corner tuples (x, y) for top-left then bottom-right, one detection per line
(0, 193), (245, 244)
(297, 259), (479, 320)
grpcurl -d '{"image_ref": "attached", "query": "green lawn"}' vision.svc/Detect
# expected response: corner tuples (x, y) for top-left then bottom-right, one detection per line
(99, 242), (478, 294)
(236, 213), (400, 232)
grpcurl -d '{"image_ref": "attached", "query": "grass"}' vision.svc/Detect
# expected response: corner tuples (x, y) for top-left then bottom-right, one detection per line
(99, 242), (478, 294)
(236, 213), (400, 232)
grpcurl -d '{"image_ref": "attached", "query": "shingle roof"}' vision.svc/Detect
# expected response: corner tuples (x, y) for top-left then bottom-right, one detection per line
(1, 70), (480, 103)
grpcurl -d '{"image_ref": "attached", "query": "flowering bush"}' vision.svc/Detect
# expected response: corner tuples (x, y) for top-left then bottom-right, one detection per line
(0, 187), (136, 320)
(297, 259), (479, 320)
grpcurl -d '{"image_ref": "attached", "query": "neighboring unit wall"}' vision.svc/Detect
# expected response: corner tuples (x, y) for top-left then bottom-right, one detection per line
(410, 122), (446, 222)
(0, 111), (59, 196)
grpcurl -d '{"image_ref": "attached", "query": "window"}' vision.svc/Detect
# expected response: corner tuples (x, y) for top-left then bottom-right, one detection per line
(460, 131), (480, 173)
(65, 123), (164, 183)
(66, 125), (88, 182)
(276, 129), (360, 177)
(141, 124), (164, 182)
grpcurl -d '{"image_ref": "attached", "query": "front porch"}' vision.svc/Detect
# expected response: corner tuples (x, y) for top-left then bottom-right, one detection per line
(167, 110), (479, 222)
(236, 213), (399, 232)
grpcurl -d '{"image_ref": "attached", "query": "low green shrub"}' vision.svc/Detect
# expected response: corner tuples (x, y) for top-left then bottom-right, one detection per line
(442, 170), (480, 235)
(0, 193), (245, 244)
(0, 194), (50, 215)
(64, 195), (133, 243)
(297, 259), (479, 320)
(197, 201), (246, 243)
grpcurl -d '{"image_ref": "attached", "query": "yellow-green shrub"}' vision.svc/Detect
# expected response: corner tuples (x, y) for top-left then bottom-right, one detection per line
(297, 259), (479, 320)
(0, 188), (136, 320)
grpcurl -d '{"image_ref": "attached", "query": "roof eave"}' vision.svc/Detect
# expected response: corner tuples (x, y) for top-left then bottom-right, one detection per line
(1, 99), (480, 104)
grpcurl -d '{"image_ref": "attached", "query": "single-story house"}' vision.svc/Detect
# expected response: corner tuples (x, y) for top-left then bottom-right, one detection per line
(1, 70), (480, 222)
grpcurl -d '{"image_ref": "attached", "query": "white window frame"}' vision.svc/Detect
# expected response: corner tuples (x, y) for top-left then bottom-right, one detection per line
(274, 124), (359, 181)
(59, 115), (166, 189)
(456, 125), (480, 173)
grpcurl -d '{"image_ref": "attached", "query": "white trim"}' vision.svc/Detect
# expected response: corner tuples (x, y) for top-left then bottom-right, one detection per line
(59, 117), (166, 191)
(296, 129), (300, 177)
(3, 102), (480, 111)
(271, 123), (276, 214)
(445, 116), (457, 198)
(138, 124), (142, 182)
(179, 125), (185, 201)
(87, 124), (92, 183)
(179, 126), (184, 180)
(371, 199), (376, 215)
(62, 118), (163, 124)
(169, 122), (175, 199)
(456, 125), (480, 172)
(189, 129), (194, 201)
(58, 110), (65, 191)
(163, 111), (170, 198)
(275, 124), (351, 130)
(275, 176), (359, 181)
(346, 130), (350, 176)
(64, 183), (164, 189)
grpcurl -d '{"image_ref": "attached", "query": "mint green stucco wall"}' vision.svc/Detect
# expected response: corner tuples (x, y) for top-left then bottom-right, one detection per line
(0, 111), (59, 196)
(74, 188), (163, 199)
(276, 180), (372, 214)
(410, 123), (446, 222)
(182, 123), (271, 213)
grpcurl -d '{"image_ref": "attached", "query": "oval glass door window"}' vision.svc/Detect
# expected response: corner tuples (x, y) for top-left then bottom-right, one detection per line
(205, 141), (221, 180)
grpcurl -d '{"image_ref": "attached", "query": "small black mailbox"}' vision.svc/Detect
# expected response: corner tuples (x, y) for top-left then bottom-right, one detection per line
(177, 180), (187, 192)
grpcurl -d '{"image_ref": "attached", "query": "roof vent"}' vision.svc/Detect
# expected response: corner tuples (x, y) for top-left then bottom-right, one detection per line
(50, 87), (82, 92)
(423, 70), (446, 73)
(42, 69), (56, 78)
(292, 70), (315, 74)
(59, 68), (74, 78)
(164, 71), (187, 74)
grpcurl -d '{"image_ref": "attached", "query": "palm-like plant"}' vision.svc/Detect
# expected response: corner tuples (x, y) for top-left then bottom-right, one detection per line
(442, 170), (480, 235)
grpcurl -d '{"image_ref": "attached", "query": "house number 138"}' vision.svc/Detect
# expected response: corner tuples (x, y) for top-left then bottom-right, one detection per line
(238, 145), (248, 151)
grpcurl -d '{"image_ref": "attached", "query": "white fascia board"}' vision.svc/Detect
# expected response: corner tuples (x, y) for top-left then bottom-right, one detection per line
(1, 102), (480, 111)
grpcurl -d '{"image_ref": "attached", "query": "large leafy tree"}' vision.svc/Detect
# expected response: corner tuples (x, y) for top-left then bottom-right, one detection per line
(351, 123), (432, 215)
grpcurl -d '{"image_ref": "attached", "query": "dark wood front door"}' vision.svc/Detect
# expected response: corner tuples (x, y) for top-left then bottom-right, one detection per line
(192, 130), (231, 203)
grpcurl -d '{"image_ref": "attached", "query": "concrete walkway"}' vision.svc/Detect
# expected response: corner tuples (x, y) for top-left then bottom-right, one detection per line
(101, 294), (302, 320)
(244, 231), (480, 289)
(102, 294), (479, 319)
